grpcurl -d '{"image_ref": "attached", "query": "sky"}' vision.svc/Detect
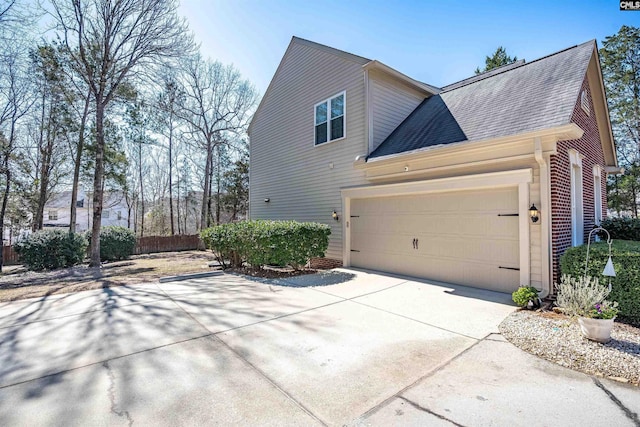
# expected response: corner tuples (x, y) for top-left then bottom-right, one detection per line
(179, 0), (640, 95)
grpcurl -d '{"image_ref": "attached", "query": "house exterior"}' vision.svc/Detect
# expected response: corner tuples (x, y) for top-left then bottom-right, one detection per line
(43, 188), (131, 232)
(249, 37), (618, 297)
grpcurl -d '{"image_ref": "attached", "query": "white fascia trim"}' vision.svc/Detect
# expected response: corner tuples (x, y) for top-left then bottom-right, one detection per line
(342, 169), (532, 199)
(362, 60), (439, 95)
(359, 123), (582, 169)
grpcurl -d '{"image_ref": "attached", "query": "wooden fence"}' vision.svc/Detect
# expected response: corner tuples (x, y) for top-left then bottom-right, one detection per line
(133, 234), (204, 255)
(2, 234), (204, 265)
(2, 245), (19, 265)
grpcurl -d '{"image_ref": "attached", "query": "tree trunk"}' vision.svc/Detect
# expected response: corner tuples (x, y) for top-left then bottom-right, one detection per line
(176, 166), (181, 235)
(35, 113), (55, 231)
(215, 145), (221, 225)
(200, 142), (212, 230)
(168, 114), (175, 235)
(32, 92), (47, 232)
(0, 165), (10, 273)
(89, 102), (105, 267)
(138, 140), (145, 237)
(70, 93), (90, 234)
(207, 158), (214, 227)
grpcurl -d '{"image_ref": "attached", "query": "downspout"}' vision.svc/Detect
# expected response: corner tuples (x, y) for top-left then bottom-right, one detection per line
(534, 137), (552, 297)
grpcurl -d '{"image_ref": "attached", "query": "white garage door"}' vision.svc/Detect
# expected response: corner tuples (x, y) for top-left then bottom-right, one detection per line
(350, 187), (520, 293)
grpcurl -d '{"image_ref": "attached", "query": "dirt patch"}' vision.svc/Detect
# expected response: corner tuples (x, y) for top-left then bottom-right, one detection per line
(0, 251), (217, 302)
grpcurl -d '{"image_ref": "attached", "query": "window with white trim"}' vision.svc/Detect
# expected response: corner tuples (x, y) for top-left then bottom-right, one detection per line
(581, 90), (590, 115)
(569, 149), (584, 247)
(593, 165), (603, 225)
(315, 92), (345, 145)
(48, 210), (58, 220)
(103, 210), (110, 219)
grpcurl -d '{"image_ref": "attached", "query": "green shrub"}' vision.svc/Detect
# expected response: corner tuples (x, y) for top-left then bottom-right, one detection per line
(512, 286), (539, 308)
(14, 229), (87, 271)
(560, 240), (640, 324)
(600, 217), (640, 241)
(201, 220), (331, 270)
(86, 226), (136, 261)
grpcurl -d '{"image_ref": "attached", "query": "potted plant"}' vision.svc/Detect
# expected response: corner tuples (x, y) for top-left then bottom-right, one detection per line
(577, 301), (618, 343)
(512, 286), (541, 310)
(555, 275), (618, 343)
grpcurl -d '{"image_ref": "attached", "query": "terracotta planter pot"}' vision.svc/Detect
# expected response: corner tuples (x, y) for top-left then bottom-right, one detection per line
(578, 317), (615, 343)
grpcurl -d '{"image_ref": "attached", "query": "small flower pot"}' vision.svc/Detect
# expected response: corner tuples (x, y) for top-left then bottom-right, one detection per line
(578, 317), (615, 343)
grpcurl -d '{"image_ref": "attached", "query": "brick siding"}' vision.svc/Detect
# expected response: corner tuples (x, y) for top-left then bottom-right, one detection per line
(309, 257), (343, 269)
(550, 76), (607, 286)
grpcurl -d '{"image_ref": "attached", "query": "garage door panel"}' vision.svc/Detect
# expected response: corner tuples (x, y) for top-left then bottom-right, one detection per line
(350, 187), (520, 293)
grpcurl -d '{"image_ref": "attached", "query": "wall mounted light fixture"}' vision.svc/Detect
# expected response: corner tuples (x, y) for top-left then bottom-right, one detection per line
(529, 204), (539, 223)
(264, 198), (270, 203)
(332, 210), (339, 221)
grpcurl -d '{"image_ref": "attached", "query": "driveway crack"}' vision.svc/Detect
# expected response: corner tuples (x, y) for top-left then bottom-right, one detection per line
(593, 378), (640, 426)
(397, 396), (466, 427)
(103, 361), (133, 426)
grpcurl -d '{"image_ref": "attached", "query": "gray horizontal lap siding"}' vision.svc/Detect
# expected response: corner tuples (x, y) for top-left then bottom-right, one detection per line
(249, 42), (369, 260)
(370, 77), (424, 152)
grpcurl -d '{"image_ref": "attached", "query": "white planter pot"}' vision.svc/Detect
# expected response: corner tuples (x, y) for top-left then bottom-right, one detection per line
(578, 317), (615, 343)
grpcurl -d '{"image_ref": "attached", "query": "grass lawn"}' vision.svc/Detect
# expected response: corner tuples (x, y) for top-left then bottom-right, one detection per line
(0, 250), (218, 302)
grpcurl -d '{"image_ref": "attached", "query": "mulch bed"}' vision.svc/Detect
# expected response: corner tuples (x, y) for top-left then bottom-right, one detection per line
(225, 266), (319, 279)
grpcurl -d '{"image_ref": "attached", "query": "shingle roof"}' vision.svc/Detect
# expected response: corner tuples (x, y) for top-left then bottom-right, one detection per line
(368, 41), (595, 160)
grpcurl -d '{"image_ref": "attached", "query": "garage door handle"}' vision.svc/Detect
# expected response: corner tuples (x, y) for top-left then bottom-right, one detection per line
(415, 238), (419, 249)
(497, 213), (519, 217)
(499, 266), (520, 271)
(412, 238), (416, 249)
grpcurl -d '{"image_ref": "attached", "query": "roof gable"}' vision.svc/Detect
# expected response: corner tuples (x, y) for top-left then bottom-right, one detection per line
(248, 37), (369, 134)
(370, 41), (596, 160)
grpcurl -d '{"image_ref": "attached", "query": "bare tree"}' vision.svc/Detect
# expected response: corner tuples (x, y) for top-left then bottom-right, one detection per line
(49, 0), (193, 266)
(154, 72), (181, 235)
(178, 54), (256, 230)
(0, 42), (35, 271)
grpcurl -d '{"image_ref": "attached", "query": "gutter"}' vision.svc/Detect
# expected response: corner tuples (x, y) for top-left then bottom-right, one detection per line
(534, 137), (552, 297)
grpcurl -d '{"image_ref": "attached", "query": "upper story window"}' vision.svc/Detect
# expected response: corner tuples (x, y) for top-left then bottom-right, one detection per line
(581, 90), (590, 115)
(103, 210), (110, 219)
(48, 210), (58, 220)
(315, 92), (345, 145)
(593, 165), (603, 225)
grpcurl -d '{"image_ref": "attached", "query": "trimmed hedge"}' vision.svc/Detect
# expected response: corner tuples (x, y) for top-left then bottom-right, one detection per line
(560, 240), (640, 325)
(600, 217), (640, 241)
(201, 220), (331, 270)
(86, 226), (136, 261)
(14, 229), (87, 271)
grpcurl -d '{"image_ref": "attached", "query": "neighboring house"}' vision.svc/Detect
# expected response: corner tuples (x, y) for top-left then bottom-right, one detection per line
(249, 37), (618, 297)
(43, 188), (131, 232)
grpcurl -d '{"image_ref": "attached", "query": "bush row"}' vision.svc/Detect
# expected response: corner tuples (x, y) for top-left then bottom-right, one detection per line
(85, 226), (136, 261)
(600, 217), (640, 241)
(201, 220), (331, 270)
(14, 229), (88, 271)
(560, 240), (640, 324)
(15, 226), (136, 271)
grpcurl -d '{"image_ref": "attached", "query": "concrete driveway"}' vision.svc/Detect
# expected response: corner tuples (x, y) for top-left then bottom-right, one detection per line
(0, 269), (638, 426)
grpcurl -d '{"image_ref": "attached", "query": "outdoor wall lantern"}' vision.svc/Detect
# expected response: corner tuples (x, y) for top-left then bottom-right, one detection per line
(264, 198), (270, 203)
(332, 210), (339, 221)
(529, 204), (539, 223)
